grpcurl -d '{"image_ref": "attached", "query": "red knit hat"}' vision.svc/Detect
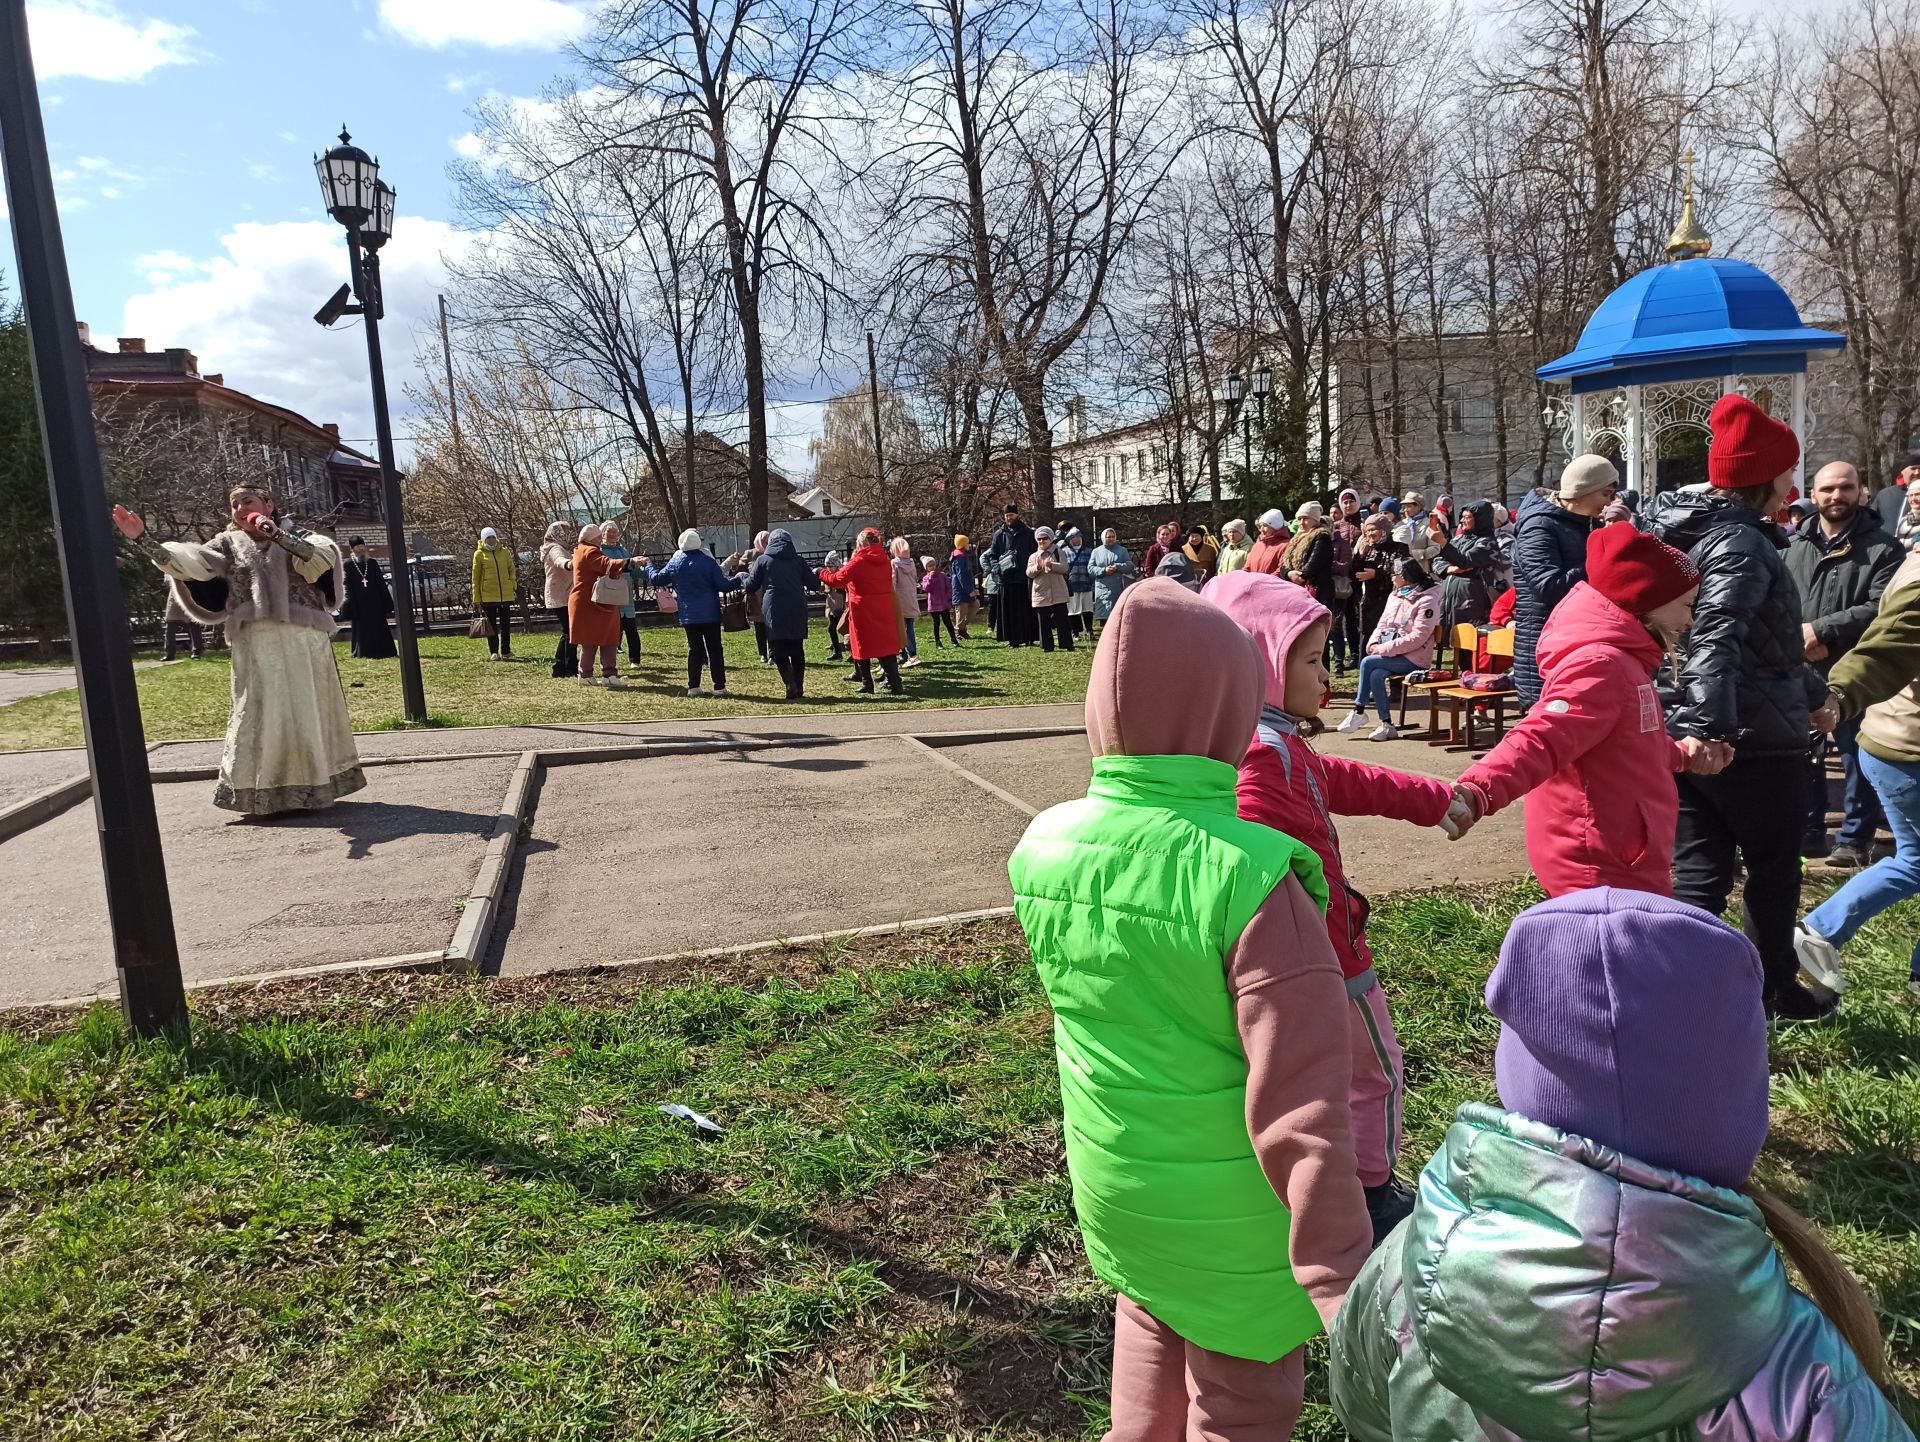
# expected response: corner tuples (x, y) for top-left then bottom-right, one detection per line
(1707, 393), (1799, 490)
(1586, 523), (1700, 615)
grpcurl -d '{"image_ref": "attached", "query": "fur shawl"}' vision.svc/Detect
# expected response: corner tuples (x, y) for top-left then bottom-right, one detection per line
(166, 529), (343, 636)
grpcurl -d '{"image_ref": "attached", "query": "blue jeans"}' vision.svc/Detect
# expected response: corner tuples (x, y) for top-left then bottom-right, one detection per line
(1356, 653), (1419, 721)
(902, 620), (918, 658)
(1804, 748), (1920, 977)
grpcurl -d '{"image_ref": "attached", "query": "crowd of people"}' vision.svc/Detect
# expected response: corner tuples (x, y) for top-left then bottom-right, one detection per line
(1008, 384), (1917, 1441)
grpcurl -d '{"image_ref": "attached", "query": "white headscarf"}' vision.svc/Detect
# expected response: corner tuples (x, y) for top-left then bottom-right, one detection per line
(578, 523), (604, 546)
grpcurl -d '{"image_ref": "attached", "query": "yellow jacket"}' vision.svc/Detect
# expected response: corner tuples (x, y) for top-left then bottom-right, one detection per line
(471, 543), (518, 604)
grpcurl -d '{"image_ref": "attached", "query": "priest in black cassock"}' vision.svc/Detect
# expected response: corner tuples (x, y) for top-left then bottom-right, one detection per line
(337, 536), (398, 659)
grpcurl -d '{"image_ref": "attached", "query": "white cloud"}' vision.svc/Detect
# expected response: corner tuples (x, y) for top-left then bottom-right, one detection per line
(453, 131), (486, 159)
(378, 0), (590, 50)
(444, 70), (490, 93)
(122, 219), (478, 461)
(25, 1), (196, 82)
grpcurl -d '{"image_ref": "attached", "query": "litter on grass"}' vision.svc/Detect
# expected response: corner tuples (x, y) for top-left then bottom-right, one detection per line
(657, 1102), (725, 1136)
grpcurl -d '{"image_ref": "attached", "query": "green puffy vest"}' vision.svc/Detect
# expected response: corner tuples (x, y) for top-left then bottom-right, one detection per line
(1007, 752), (1329, 1362)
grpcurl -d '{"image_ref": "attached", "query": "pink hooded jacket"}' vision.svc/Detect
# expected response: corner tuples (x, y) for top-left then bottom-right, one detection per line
(1205, 572), (1454, 983)
(1457, 581), (1690, 897)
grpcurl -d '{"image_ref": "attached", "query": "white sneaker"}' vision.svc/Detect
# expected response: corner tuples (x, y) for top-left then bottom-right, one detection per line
(1793, 925), (1850, 994)
(686, 685), (702, 697)
(903, 655), (922, 668)
(604, 676), (626, 691)
(579, 675), (598, 686)
(1369, 723), (1400, 742)
(713, 686), (731, 696)
(1336, 710), (1368, 734)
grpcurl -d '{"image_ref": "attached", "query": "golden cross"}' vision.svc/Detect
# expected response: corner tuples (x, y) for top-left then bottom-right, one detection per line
(1681, 148), (1697, 201)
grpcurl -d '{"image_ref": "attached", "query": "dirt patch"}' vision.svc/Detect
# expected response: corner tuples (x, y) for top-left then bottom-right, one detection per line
(0, 918), (1033, 1038)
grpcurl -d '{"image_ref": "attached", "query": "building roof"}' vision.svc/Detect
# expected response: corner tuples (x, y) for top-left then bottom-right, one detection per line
(1538, 256), (1845, 393)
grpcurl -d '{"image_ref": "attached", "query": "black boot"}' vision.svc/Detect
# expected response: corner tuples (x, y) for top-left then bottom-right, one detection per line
(1364, 1177), (1415, 1247)
(1766, 980), (1840, 1023)
(879, 655), (904, 694)
(854, 659), (875, 694)
(787, 658), (805, 701)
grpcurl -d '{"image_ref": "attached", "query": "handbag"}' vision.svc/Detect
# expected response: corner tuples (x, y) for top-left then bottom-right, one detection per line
(1334, 574), (1354, 600)
(467, 612), (494, 639)
(655, 585), (678, 616)
(720, 591), (750, 633)
(591, 573), (628, 607)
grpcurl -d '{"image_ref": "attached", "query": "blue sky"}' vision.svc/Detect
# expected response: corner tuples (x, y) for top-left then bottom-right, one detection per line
(9, 0), (683, 465)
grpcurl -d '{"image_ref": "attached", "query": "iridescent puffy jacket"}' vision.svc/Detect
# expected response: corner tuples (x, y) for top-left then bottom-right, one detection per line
(1331, 1106), (1914, 1442)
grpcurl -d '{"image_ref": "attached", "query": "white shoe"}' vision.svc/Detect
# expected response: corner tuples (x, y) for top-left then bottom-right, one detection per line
(686, 685), (702, 697)
(713, 686), (731, 696)
(579, 675), (598, 686)
(604, 676), (626, 690)
(1793, 925), (1850, 994)
(1369, 723), (1399, 742)
(904, 655), (922, 668)
(1336, 710), (1367, 733)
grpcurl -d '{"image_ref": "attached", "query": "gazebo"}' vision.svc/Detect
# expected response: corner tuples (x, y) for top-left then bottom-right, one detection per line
(1539, 159), (1846, 493)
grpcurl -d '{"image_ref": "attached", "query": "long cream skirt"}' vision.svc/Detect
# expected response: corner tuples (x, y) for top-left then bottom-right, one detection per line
(215, 620), (366, 815)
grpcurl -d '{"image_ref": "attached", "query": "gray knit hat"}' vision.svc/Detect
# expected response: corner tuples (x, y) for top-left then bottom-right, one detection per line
(1559, 454), (1620, 501)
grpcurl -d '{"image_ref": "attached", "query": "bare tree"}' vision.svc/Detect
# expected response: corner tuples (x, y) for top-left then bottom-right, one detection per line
(1748, 0), (1920, 488)
(450, 95), (731, 536)
(581, 0), (865, 535)
(876, 0), (1182, 514)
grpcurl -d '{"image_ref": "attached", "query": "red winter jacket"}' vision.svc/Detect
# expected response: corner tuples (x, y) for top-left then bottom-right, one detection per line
(1237, 707), (1453, 982)
(1457, 582), (1689, 897)
(819, 543), (904, 660)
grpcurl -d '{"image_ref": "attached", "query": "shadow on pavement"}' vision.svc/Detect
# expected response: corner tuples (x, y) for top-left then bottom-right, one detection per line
(258, 798), (498, 861)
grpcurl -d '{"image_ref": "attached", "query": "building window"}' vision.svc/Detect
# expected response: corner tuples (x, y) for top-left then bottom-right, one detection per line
(821, 498), (832, 516)
(1440, 397), (1465, 434)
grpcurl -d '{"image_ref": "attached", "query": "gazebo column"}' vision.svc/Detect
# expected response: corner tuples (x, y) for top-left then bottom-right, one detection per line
(1791, 373), (1808, 487)
(1624, 386), (1645, 492)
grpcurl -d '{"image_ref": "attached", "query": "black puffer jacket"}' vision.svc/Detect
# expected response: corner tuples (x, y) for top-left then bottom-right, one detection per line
(1436, 501), (1503, 631)
(1649, 489), (1826, 755)
(1510, 489), (1599, 707)
(1784, 512), (1903, 676)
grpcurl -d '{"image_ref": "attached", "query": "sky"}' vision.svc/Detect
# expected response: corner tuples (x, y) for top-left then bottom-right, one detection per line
(7, 0), (828, 478)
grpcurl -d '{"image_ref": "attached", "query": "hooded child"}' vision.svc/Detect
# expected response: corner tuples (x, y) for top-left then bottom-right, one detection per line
(1447, 524), (1732, 895)
(1331, 888), (1912, 1442)
(1205, 569), (1462, 1241)
(1008, 578), (1372, 1442)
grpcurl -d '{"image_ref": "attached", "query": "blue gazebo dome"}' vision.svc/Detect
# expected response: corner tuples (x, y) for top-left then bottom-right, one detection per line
(1538, 256), (1845, 394)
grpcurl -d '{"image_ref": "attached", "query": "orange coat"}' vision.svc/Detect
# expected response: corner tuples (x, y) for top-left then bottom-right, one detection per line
(568, 544), (631, 649)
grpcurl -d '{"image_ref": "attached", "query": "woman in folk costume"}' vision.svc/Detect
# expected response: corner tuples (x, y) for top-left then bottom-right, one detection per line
(111, 488), (364, 817)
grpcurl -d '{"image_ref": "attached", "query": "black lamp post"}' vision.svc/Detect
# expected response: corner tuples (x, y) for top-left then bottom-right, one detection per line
(314, 130), (427, 723)
(0, 0), (187, 1037)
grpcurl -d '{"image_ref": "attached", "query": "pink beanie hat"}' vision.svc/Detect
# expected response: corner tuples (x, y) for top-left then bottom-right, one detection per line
(1202, 570), (1329, 710)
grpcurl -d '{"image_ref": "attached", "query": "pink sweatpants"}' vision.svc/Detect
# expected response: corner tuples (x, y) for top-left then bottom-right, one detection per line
(1348, 982), (1404, 1188)
(1104, 1295), (1306, 1442)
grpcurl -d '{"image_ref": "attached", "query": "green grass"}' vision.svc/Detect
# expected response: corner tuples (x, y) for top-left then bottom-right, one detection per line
(1, 882), (1915, 1439)
(0, 629), (1092, 752)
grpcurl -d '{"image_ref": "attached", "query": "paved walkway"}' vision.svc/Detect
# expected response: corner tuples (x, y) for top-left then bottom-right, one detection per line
(0, 661), (163, 709)
(1, 701), (1528, 1007)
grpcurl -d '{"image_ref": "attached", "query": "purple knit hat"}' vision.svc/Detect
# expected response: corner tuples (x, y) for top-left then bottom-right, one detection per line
(1485, 888), (1769, 1190)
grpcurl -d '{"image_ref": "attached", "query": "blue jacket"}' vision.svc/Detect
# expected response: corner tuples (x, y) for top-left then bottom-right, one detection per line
(1065, 542), (1094, 594)
(1511, 490), (1598, 706)
(950, 550), (975, 606)
(646, 547), (740, 627)
(741, 530), (821, 641)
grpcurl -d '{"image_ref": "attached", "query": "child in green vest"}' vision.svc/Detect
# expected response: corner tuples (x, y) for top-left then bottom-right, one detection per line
(1008, 577), (1373, 1441)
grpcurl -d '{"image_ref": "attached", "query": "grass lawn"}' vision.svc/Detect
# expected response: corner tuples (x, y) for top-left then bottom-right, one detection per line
(0, 629), (1093, 753)
(2, 881), (1915, 1440)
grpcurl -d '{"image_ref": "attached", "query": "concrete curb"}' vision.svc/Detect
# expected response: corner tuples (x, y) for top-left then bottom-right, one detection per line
(34, 950), (457, 1010)
(0, 774), (90, 844)
(444, 749), (539, 972)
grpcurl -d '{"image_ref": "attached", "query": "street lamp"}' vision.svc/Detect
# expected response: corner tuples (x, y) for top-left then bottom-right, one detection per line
(314, 131), (426, 723)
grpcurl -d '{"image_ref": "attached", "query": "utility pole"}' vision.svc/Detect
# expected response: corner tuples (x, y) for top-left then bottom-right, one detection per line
(437, 293), (461, 463)
(866, 331), (886, 521)
(0, 0), (187, 1038)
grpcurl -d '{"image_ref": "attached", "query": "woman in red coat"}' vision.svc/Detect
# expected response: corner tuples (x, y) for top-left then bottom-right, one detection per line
(820, 528), (905, 693)
(569, 523), (636, 688)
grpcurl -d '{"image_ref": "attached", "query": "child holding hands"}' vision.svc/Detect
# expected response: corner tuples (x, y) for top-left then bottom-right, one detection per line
(1009, 578), (1371, 1442)
(1206, 569), (1465, 1242)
